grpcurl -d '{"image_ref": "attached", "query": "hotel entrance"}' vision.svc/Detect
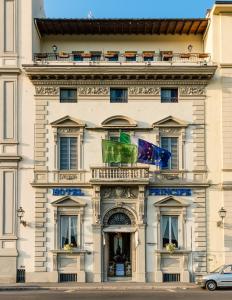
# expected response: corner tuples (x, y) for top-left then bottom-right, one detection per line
(107, 232), (132, 278)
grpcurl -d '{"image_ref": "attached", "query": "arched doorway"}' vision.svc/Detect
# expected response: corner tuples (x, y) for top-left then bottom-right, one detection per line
(103, 208), (136, 280)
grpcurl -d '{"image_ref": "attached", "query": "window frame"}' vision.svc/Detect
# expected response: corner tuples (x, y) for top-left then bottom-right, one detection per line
(161, 215), (179, 248)
(60, 88), (77, 103)
(160, 136), (179, 170)
(51, 199), (86, 251)
(161, 88), (178, 103)
(110, 88), (128, 103)
(60, 215), (78, 248)
(59, 136), (78, 171)
(154, 198), (189, 251)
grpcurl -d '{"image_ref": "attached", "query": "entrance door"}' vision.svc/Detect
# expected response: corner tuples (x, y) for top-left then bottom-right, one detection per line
(108, 233), (132, 278)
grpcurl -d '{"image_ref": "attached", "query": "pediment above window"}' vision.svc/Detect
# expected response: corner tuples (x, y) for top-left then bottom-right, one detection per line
(152, 116), (188, 128)
(154, 196), (189, 207)
(101, 115), (137, 128)
(51, 115), (85, 128)
(51, 196), (86, 207)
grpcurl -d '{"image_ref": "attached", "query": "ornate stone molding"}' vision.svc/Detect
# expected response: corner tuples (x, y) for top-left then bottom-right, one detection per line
(101, 187), (138, 199)
(35, 86), (59, 96)
(159, 128), (181, 136)
(79, 87), (109, 95)
(58, 128), (81, 134)
(31, 80), (210, 87)
(129, 87), (160, 95)
(179, 87), (206, 96)
(103, 207), (136, 226)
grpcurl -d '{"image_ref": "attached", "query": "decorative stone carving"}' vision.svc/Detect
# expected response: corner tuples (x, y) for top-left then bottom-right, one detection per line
(101, 187), (138, 199)
(159, 128), (180, 136)
(32, 80), (209, 87)
(78, 87), (109, 95)
(179, 87), (206, 96)
(58, 128), (80, 134)
(103, 207), (136, 225)
(129, 87), (160, 95)
(35, 86), (59, 96)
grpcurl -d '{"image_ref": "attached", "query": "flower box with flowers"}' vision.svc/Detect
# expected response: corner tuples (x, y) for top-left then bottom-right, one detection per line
(165, 243), (176, 253)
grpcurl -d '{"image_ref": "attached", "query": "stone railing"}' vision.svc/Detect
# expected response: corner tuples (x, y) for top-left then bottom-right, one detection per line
(150, 170), (207, 183)
(34, 170), (86, 184)
(33, 52), (211, 65)
(91, 166), (149, 182)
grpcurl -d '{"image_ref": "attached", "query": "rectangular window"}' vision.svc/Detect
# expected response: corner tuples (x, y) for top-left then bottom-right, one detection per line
(60, 88), (77, 103)
(110, 88), (128, 103)
(161, 137), (178, 170)
(59, 137), (78, 170)
(162, 216), (178, 248)
(60, 215), (78, 248)
(161, 88), (178, 103)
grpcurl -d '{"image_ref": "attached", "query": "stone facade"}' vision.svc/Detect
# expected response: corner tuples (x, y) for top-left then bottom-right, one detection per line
(0, 0), (232, 284)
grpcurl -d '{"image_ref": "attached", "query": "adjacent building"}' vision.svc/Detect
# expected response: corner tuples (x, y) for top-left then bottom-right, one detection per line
(0, 0), (232, 284)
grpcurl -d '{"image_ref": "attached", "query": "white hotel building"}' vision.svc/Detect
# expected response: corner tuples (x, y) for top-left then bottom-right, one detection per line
(0, 0), (232, 284)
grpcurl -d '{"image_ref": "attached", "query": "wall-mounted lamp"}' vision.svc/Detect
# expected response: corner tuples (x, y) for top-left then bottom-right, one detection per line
(217, 207), (227, 227)
(188, 44), (193, 52)
(52, 44), (58, 53)
(17, 207), (27, 227)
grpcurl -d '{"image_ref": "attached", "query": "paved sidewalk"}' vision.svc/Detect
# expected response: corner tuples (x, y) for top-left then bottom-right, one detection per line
(0, 282), (198, 291)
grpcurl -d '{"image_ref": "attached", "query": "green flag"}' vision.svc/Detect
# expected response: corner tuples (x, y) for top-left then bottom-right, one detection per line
(119, 132), (131, 144)
(102, 139), (137, 164)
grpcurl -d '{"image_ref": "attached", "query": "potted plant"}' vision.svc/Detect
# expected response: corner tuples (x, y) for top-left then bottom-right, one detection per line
(63, 243), (74, 253)
(165, 242), (176, 253)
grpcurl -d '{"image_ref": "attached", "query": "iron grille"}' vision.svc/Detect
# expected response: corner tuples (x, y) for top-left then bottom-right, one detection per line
(16, 269), (25, 283)
(59, 273), (77, 282)
(163, 273), (180, 282)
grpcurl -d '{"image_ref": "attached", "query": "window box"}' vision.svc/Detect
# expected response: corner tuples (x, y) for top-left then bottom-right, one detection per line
(161, 51), (173, 61)
(180, 53), (191, 59)
(81, 53), (91, 58)
(58, 52), (70, 58)
(198, 53), (209, 59)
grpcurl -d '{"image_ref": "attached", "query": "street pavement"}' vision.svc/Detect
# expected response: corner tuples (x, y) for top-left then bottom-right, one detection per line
(0, 289), (232, 300)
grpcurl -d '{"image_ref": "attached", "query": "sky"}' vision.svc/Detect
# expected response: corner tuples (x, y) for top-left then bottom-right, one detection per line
(44, 0), (224, 19)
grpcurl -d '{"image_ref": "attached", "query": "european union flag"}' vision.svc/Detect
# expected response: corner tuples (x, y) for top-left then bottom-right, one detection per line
(137, 139), (171, 167)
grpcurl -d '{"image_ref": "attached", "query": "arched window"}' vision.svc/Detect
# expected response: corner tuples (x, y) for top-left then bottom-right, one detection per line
(108, 213), (131, 225)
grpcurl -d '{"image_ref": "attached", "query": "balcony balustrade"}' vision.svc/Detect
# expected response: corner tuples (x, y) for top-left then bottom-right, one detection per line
(91, 166), (150, 182)
(33, 52), (211, 65)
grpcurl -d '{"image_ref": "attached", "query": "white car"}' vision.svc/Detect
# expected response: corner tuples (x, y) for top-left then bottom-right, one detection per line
(196, 264), (232, 291)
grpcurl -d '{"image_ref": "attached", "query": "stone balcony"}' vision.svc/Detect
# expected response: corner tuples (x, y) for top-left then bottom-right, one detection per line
(33, 52), (211, 66)
(90, 166), (150, 184)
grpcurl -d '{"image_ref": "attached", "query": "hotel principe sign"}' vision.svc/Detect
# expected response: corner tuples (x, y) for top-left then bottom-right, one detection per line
(52, 188), (85, 196)
(149, 188), (192, 196)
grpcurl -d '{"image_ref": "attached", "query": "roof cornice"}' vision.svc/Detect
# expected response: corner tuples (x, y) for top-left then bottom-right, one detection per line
(23, 64), (217, 82)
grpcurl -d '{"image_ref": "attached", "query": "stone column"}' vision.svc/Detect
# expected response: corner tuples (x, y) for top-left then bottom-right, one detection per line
(136, 224), (146, 282)
(92, 224), (102, 282)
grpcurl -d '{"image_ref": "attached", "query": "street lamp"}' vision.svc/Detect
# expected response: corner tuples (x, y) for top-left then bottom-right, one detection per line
(217, 207), (227, 227)
(52, 44), (58, 53)
(17, 207), (27, 227)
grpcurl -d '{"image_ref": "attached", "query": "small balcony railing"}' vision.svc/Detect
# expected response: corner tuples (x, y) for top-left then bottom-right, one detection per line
(34, 170), (86, 184)
(33, 52), (211, 65)
(91, 166), (149, 182)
